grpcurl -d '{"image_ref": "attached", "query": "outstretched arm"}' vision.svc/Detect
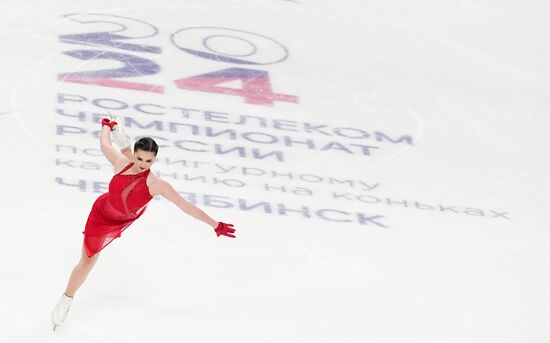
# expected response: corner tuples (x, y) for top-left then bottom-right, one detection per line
(158, 179), (218, 229)
(100, 125), (127, 166)
(121, 147), (133, 160)
(106, 113), (133, 160)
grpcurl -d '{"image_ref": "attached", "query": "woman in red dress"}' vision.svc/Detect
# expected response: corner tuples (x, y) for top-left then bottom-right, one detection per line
(51, 116), (236, 330)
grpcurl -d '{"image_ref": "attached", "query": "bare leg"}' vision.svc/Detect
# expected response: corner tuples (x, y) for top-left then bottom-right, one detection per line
(64, 243), (100, 297)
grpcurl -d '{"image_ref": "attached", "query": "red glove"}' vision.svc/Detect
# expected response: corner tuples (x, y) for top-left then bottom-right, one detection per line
(101, 118), (118, 131)
(214, 222), (236, 238)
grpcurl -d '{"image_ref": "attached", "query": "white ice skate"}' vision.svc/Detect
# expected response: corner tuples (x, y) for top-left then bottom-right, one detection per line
(50, 293), (73, 331)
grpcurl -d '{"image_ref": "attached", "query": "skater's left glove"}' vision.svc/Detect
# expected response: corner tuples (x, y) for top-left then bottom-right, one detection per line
(214, 222), (236, 238)
(101, 117), (118, 130)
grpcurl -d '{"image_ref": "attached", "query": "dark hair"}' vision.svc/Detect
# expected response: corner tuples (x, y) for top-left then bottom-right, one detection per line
(134, 137), (159, 156)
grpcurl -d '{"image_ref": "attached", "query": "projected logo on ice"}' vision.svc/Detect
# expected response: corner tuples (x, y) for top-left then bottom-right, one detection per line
(58, 13), (297, 106)
(54, 13), (511, 228)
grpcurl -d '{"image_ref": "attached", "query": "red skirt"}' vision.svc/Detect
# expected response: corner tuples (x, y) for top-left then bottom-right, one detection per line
(82, 193), (147, 257)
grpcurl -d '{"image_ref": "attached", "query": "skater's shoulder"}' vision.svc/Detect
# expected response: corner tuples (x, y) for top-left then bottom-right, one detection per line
(113, 155), (132, 173)
(146, 171), (163, 195)
(148, 175), (181, 197)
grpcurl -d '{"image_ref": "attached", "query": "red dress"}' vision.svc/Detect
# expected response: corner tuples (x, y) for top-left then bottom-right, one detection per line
(83, 162), (153, 257)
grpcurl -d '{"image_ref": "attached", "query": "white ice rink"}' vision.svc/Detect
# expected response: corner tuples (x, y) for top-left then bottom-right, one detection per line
(1, 0), (549, 342)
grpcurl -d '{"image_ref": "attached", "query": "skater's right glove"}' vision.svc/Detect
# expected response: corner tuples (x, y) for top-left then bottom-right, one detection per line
(214, 222), (236, 238)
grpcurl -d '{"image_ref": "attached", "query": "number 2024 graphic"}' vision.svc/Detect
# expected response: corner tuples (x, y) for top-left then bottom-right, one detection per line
(58, 13), (299, 107)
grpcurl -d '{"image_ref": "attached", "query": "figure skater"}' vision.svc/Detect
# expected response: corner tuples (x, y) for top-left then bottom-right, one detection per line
(51, 115), (236, 330)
